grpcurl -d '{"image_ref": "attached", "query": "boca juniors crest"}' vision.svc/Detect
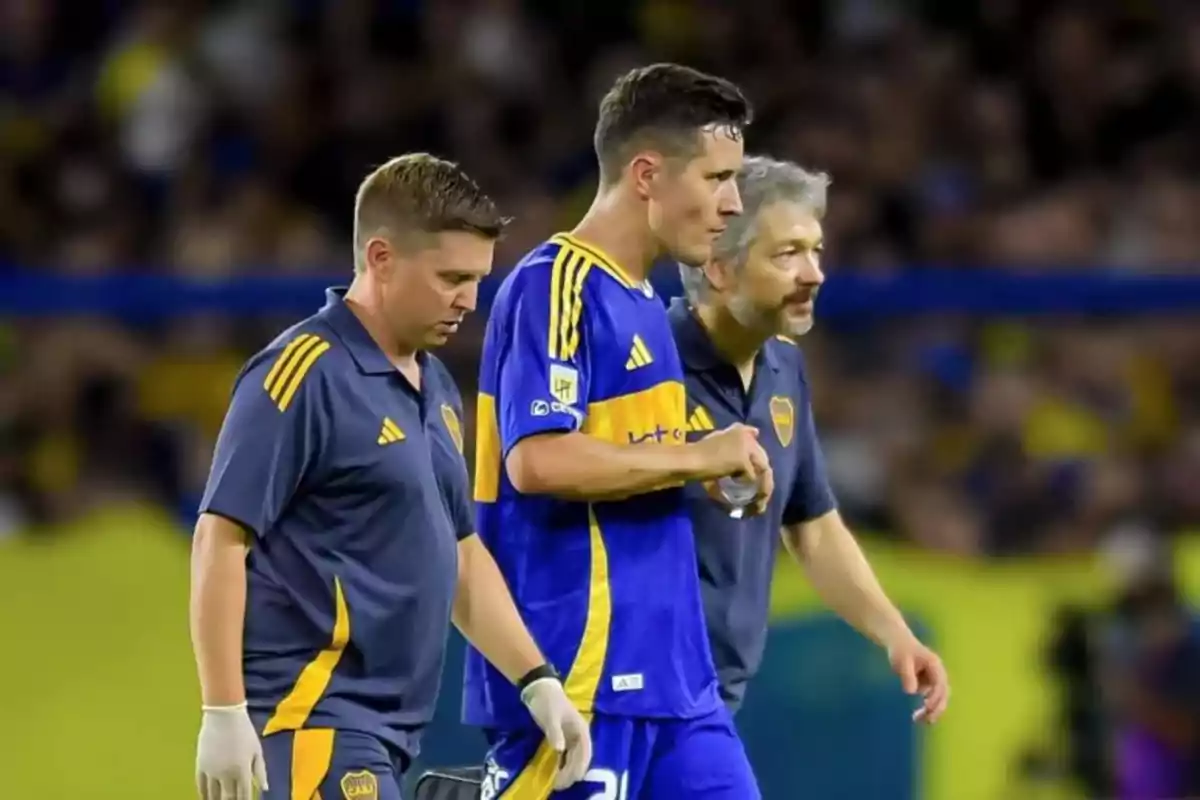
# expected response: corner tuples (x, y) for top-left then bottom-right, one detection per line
(441, 403), (464, 454)
(769, 396), (795, 447)
(340, 770), (379, 800)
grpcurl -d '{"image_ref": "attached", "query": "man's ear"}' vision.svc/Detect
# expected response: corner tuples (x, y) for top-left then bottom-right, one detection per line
(364, 236), (394, 281)
(630, 152), (664, 200)
(702, 258), (736, 294)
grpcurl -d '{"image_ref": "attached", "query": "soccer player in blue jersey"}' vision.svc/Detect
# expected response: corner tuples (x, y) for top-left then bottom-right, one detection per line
(675, 155), (951, 720)
(467, 64), (772, 799)
(190, 154), (590, 800)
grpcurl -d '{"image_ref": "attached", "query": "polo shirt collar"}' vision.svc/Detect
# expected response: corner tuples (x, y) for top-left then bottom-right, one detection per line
(319, 287), (400, 375)
(667, 298), (780, 375)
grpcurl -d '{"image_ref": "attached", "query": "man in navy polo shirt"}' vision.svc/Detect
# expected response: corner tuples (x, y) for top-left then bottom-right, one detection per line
(672, 155), (951, 721)
(190, 154), (590, 800)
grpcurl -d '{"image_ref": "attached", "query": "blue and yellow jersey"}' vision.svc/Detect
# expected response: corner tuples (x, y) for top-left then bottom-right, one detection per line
(200, 289), (472, 759)
(464, 234), (721, 729)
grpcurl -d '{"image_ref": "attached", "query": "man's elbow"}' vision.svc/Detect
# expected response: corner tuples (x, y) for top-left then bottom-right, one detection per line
(504, 436), (563, 495)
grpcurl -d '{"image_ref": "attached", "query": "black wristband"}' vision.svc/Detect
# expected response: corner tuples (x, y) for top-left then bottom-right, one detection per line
(517, 663), (560, 693)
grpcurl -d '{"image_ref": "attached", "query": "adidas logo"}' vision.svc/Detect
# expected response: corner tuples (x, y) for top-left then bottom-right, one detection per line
(377, 417), (406, 445)
(625, 335), (654, 371)
(687, 405), (715, 433)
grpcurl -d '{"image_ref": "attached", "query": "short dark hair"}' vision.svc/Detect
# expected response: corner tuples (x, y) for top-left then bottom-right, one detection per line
(593, 63), (753, 181)
(353, 153), (508, 269)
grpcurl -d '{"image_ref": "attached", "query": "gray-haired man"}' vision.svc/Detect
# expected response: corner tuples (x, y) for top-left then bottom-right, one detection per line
(671, 155), (951, 720)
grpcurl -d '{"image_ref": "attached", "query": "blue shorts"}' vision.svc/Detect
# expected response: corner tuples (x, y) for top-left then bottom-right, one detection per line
(482, 706), (759, 799)
(261, 729), (406, 800)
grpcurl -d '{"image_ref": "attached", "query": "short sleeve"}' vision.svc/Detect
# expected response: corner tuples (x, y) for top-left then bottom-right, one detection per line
(198, 336), (330, 537)
(446, 463), (476, 542)
(432, 364), (476, 542)
(497, 260), (593, 456)
(781, 395), (837, 526)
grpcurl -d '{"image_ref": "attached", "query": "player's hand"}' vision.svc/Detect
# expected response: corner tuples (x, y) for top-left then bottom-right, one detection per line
(520, 677), (592, 790)
(746, 463), (774, 517)
(692, 423), (767, 480)
(196, 703), (269, 800)
(887, 637), (950, 724)
(692, 424), (773, 515)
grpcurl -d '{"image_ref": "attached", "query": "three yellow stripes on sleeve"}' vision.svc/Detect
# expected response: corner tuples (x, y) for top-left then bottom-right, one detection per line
(547, 248), (593, 362)
(263, 333), (331, 412)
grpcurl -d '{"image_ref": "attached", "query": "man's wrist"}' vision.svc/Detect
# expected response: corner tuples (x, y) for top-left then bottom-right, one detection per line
(877, 620), (916, 652)
(202, 700), (248, 713)
(517, 664), (560, 697)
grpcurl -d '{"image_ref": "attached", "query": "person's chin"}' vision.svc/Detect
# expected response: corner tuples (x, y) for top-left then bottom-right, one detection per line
(783, 315), (815, 338)
(676, 243), (711, 268)
(422, 330), (451, 348)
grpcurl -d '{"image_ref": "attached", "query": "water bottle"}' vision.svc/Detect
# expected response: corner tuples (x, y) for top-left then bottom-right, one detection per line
(717, 475), (757, 519)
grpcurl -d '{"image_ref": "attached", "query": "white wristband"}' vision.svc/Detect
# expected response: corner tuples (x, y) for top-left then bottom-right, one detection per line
(202, 701), (248, 713)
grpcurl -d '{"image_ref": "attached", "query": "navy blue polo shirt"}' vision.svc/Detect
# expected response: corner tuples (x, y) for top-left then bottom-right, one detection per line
(669, 299), (837, 711)
(199, 288), (472, 761)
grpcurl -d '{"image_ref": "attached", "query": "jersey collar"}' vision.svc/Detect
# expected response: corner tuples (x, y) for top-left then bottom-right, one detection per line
(667, 297), (780, 376)
(319, 287), (400, 375)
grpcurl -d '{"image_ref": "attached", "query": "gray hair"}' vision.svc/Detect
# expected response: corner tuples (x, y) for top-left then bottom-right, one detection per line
(680, 156), (830, 303)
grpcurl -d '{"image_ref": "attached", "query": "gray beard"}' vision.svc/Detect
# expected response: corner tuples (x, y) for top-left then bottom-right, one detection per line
(727, 292), (814, 338)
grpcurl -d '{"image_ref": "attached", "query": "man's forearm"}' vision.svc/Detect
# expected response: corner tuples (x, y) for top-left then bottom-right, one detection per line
(506, 432), (713, 501)
(190, 513), (250, 706)
(453, 535), (547, 683)
(784, 511), (912, 649)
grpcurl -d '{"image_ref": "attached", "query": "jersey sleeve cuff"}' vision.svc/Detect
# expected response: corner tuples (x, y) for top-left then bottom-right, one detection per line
(500, 414), (583, 459)
(781, 498), (838, 528)
(196, 502), (266, 540)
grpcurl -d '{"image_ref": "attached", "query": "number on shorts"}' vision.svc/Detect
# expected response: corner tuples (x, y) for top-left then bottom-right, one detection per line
(584, 768), (629, 800)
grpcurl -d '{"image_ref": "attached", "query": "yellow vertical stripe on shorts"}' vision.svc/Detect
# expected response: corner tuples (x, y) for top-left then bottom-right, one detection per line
(500, 741), (559, 799)
(291, 728), (335, 800)
(264, 577), (350, 735)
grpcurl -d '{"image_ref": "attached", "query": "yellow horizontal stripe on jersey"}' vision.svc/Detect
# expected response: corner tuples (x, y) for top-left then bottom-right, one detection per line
(474, 392), (500, 503)
(290, 728), (335, 800)
(582, 381), (687, 447)
(696, 405), (715, 430)
(500, 741), (558, 799)
(263, 577), (350, 735)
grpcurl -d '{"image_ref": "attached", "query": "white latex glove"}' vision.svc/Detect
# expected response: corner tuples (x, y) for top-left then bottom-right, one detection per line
(520, 678), (593, 790)
(196, 703), (269, 800)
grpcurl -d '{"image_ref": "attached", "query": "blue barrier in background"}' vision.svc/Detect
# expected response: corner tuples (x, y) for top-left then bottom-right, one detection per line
(4, 268), (1200, 318)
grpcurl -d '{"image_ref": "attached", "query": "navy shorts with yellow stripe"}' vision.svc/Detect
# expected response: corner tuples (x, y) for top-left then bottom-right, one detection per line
(481, 706), (759, 799)
(261, 729), (405, 800)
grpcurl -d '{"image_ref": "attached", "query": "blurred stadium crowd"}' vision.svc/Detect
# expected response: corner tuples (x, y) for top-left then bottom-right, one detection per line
(2, 0), (1200, 559)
